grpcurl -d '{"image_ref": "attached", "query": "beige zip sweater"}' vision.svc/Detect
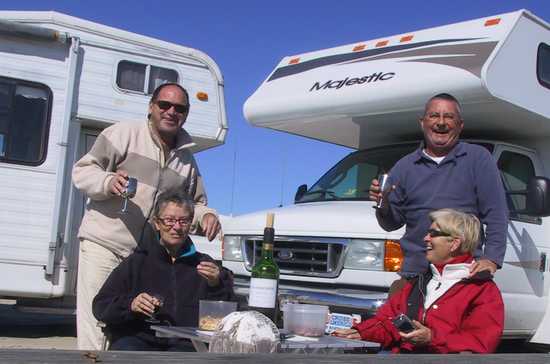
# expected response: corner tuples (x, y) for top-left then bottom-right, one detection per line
(72, 121), (216, 258)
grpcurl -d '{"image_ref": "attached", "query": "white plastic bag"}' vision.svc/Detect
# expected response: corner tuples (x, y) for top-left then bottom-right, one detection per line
(209, 311), (280, 353)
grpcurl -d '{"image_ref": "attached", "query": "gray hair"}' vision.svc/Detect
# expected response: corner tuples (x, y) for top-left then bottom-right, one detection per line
(423, 93), (462, 120)
(429, 208), (480, 254)
(153, 191), (194, 219)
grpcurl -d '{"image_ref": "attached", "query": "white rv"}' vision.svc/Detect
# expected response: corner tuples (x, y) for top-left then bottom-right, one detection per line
(0, 12), (227, 306)
(223, 9), (550, 344)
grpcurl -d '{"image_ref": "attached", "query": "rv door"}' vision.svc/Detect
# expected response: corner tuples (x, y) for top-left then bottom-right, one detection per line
(62, 129), (100, 297)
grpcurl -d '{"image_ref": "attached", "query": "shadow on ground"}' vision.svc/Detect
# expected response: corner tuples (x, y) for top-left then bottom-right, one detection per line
(0, 303), (75, 338)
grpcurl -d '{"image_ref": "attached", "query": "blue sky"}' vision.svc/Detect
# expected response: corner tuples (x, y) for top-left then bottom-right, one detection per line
(4, 1), (550, 215)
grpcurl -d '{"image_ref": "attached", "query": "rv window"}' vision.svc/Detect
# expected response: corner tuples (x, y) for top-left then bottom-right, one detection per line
(0, 84), (9, 157)
(148, 66), (179, 94)
(497, 151), (535, 219)
(116, 61), (179, 95)
(537, 43), (550, 89)
(297, 143), (417, 203)
(117, 61), (147, 92)
(0, 77), (52, 166)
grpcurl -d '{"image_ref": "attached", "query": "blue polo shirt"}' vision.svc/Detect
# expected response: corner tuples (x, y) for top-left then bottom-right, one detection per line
(379, 142), (509, 274)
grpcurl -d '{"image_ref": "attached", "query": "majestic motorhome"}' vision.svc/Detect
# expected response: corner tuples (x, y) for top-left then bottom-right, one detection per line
(224, 9), (550, 344)
(0, 11), (227, 305)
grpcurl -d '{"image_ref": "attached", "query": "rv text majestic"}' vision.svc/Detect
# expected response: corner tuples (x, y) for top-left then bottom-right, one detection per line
(309, 71), (395, 91)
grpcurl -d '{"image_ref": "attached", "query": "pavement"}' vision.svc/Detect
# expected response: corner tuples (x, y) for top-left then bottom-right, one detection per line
(0, 299), (76, 350)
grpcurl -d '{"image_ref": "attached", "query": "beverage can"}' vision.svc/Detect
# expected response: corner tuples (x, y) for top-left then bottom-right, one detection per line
(375, 173), (389, 209)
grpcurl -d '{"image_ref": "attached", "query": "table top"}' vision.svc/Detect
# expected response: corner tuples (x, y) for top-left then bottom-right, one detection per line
(151, 326), (378, 350)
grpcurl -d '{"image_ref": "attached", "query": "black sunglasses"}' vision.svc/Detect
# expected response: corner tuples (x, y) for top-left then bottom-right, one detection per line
(427, 228), (451, 238)
(155, 100), (189, 114)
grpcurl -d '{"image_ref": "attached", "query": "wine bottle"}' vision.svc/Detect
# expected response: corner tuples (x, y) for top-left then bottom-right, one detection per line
(248, 213), (280, 323)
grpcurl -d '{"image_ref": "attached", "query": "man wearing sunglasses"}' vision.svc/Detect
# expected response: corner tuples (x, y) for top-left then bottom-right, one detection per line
(72, 82), (221, 350)
(368, 93), (508, 294)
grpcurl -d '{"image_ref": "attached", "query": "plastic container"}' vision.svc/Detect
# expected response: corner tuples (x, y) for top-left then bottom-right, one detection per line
(281, 303), (329, 337)
(198, 300), (238, 331)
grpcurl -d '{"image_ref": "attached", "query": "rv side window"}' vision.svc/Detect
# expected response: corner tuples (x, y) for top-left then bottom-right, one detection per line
(537, 43), (550, 89)
(0, 78), (52, 166)
(148, 67), (179, 94)
(117, 61), (146, 92)
(497, 151), (536, 220)
(116, 61), (178, 95)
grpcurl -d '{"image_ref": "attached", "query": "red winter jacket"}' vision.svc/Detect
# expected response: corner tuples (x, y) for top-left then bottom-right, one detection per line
(353, 260), (504, 353)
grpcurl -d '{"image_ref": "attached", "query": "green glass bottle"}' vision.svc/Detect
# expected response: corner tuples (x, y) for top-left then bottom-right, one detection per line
(248, 213), (280, 323)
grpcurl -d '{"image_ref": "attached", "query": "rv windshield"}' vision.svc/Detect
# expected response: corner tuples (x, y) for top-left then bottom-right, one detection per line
(296, 143), (418, 203)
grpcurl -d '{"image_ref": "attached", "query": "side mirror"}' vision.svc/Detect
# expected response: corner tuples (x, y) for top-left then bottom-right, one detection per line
(526, 176), (550, 216)
(294, 184), (307, 202)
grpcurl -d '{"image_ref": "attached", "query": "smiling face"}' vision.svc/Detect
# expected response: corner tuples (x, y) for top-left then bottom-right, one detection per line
(420, 98), (463, 157)
(424, 223), (461, 264)
(153, 202), (193, 249)
(149, 85), (189, 141)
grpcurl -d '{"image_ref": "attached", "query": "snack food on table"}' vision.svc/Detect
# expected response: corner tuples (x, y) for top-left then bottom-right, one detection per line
(199, 315), (223, 331)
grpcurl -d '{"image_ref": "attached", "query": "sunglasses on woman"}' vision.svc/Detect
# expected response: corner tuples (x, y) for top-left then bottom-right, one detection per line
(427, 228), (451, 238)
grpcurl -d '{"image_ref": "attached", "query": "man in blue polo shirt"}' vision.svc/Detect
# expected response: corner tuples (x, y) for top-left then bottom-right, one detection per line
(369, 93), (508, 289)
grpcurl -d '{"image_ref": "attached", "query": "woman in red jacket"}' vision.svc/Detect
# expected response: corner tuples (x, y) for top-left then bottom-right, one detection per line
(333, 208), (504, 353)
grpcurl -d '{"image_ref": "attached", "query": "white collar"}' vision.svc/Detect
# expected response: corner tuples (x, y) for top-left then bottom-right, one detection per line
(422, 149), (446, 164)
(429, 262), (472, 281)
(424, 262), (472, 311)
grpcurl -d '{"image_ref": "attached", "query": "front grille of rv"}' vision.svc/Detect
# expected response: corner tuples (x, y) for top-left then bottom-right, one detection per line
(244, 237), (345, 278)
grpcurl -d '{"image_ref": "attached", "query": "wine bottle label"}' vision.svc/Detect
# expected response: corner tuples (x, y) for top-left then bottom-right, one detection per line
(248, 278), (277, 308)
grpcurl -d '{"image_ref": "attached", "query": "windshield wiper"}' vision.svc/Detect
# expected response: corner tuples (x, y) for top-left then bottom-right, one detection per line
(301, 189), (340, 200)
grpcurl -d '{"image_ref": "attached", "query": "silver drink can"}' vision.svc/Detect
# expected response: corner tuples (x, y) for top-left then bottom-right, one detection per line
(126, 177), (138, 198)
(120, 177), (138, 214)
(375, 173), (390, 209)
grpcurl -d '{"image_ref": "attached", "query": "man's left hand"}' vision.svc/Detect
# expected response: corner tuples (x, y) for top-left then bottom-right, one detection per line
(201, 213), (221, 241)
(399, 320), (432, 346)
(469, 258), (497, 277)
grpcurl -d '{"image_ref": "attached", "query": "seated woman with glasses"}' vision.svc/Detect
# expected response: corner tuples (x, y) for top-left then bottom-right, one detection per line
(93, 191), (235, 351)
(333, 208), (504, 353)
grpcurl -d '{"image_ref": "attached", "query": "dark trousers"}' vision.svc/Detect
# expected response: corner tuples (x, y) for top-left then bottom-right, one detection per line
(110, 335), (195, 352)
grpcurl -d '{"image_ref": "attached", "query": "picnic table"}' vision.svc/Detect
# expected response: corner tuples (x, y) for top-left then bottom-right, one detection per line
(151, 325), (379, 354)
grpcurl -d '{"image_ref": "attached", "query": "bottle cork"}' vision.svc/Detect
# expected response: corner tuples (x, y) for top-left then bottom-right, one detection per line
(266, 213), (275, 228)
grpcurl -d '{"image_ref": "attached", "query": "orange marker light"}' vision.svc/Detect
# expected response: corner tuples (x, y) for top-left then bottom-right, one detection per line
(376, 40), (389, 48)
(353, 44), (366, 52)
(196, 92), (208, 101)
(485, 18), (501, 26)
(400, 35), (414, 43)
(289, 57), (300, 65)
(384, 240), (403, 272)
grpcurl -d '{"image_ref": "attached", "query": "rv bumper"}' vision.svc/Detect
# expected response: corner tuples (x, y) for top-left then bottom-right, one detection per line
(233, 276), (387, 316)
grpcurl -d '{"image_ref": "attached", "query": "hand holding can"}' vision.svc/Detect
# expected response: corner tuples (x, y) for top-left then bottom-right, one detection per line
(373, 173), (391, 209)
(120, 177), (137, 214)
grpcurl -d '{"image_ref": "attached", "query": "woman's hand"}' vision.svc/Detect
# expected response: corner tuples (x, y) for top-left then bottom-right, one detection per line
(331, 328), (361, 339)
(197, 261), (221, 287)
(130, 293), (160, 317)
(399, 320), (432, 346)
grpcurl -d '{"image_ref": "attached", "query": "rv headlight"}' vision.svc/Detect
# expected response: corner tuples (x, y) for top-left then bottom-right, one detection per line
(222, 235), (244, 261)
(343, 239), (383, 270)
